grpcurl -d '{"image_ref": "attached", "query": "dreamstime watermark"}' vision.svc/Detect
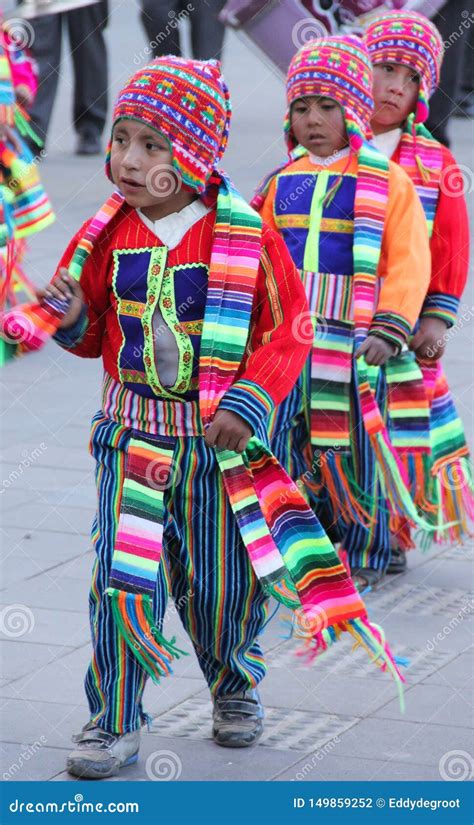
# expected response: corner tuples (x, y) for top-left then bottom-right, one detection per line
(3, 737), (47, 780)
(145, 163), (183, 199)
(439, 163), (474, 198)
(8, 794), (139, 814)
(293, 605), (328, 636)
(145, 749), (182, 781)
(439, 750), (473, 781)
(294, 735), (341, 780)
(292, 17), (328, 49)
(133, 4), (195, 64)
(0, 442), (47, 494)
(0, 604), (35, 638)
(426, 598), (474, 652)
(292, 310), (328, 345)
(3, 18), (35, 50)
(424, 303), (474, 359)
(145, 456), (182, 491)
(1, 307), (36, 347)
(443, 10), (474, 50)
(8, 150), (48, 192)
(278, 175), (314, 214)
(162, 589), (193, 626)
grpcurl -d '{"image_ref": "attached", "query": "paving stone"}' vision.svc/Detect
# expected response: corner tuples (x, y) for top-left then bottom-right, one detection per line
(1, 741), (70, 782)
(274, 754), (443, 782)
(374, 684), (473, 727)
(0, 644), (91, 704)
(1, 504), (94, 537)
(421, 649), (474, 689)
(0, 698), (87, 750)
(0, 640), (75, 683)
(327, 717), (474, 769)
(0, 528), (92, 570)
(0, 605), (89, 648)
(260, 671), (400, 718)
(1, 574), (89, 613)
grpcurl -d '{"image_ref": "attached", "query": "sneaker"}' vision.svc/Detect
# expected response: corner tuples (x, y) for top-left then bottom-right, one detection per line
(67, 721), (140, 779)
(212, 688), (264, 748)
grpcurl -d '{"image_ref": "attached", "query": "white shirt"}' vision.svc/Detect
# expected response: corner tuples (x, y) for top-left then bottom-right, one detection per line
(137, 198), (210, 249)
(308, 146), (351, 167)
(135, 199), (210, 388)
(372, 128), (402, 160)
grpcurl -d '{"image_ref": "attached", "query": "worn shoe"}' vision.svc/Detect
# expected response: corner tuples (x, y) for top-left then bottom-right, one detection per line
(67, 721), (140, 779)
(386, 546), (408, 575)
(76, 132), (101, 156)
(212, 688), (264, 748)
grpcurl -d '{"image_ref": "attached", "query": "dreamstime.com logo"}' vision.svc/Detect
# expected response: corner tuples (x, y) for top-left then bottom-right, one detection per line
(8, 794), (139, 814)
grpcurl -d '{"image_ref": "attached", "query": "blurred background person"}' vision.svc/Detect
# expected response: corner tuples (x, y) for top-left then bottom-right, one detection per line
(15, 0), (109, 154)
(427, 0), (474, 144)
(140, 0), (226, 60)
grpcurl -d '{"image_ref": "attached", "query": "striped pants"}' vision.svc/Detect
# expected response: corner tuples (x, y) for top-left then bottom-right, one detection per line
(85, 414), (268, 734)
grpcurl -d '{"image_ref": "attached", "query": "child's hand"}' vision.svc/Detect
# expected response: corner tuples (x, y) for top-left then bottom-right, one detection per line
(355, 335), (396, 366)
(204, 410), (253, 454)
(0, 123), (21, 153)
(410, 317), (448, 361)
(15, 84), (33, 109)
(37, 268), (85, 329)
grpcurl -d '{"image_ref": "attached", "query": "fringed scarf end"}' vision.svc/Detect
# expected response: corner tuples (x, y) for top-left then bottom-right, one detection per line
(348, 617), (406, 713)
(316, 452), (376, 529)
(106, 588), (187, 684)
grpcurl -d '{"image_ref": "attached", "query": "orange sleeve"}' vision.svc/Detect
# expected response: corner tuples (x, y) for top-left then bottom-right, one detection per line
(371, 161), (431, 348)
(256, 176), (279, 233)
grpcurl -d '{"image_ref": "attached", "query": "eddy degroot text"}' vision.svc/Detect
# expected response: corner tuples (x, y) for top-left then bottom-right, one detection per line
(292, 797), (461, 810)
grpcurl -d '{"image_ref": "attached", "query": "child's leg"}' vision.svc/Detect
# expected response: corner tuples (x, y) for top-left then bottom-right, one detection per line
(84, 422), (169, 734)
(164, 437), (269, 696)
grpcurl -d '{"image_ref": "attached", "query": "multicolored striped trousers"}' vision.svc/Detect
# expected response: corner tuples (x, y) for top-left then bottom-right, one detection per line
(85, 399), (268, 734)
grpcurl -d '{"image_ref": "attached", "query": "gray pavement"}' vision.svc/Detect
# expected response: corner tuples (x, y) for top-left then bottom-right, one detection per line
(1, 0), (473, 784)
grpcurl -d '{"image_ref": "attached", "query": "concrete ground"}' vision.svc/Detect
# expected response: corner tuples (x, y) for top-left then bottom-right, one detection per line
(0, 0), (473, 784)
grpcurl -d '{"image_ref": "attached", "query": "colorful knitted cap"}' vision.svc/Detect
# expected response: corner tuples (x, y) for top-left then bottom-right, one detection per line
(365, 11), (444, 123)
(105, 56), (231, 193)
(285, 35), (374, 153)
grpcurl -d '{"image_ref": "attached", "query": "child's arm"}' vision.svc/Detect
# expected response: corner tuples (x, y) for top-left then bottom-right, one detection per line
(213, 222), (312, 439)
(48, 221), (110, 358)
(371, 162), (431, 354)
(253, 176), (279, 233)
(410, 147), (470, 360)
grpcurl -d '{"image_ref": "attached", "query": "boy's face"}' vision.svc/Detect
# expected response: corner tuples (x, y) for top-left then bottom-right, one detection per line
(290, 96), (347, 157)
(371, 63), (420, 133)
(110, 119), (178, 209)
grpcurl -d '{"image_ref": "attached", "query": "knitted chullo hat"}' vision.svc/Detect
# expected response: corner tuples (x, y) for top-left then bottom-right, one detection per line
(364, 11), (444, 124)
(105, 56), (232, 194)
(285, 35), (374, 154)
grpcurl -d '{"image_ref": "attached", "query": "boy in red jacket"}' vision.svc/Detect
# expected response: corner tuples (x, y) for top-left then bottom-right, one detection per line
(37, 56), (402, 779)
